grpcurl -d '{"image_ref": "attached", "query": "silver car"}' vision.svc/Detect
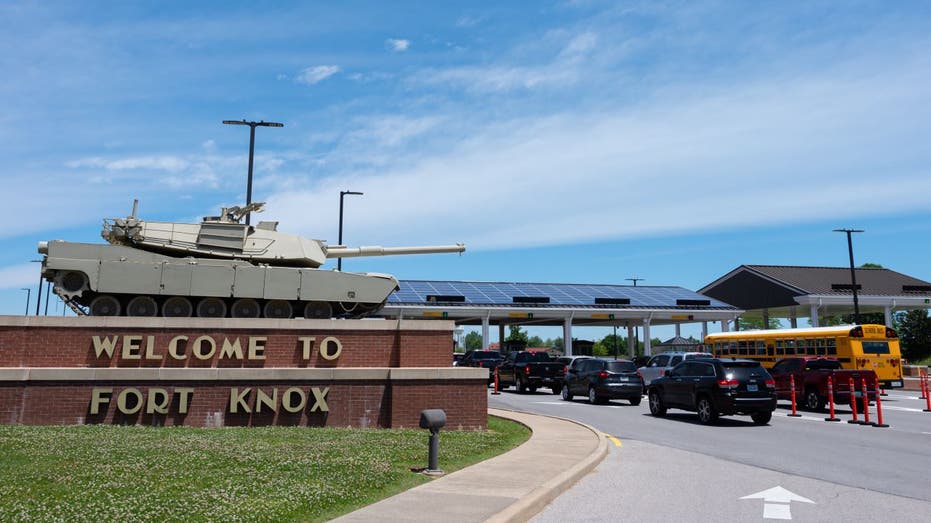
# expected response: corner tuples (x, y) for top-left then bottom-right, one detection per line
(637, 351), (713, 388)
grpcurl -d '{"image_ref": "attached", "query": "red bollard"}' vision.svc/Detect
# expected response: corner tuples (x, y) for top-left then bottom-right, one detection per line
(920, 370), (927, 400)
(873, 381), (889, 427)
(824, 375), (840, 422)
(924, 370), (931, 412)
(788, 374), (801, 417)
(861, 377), (871, 426)
(492, 367), (500, 395)
(847, 377), (860, 424)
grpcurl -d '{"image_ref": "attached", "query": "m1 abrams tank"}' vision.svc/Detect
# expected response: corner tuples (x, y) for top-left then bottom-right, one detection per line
(39, 201), (465, 318)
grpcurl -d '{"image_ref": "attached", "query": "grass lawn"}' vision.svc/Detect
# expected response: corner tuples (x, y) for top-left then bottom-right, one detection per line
(0, 415), (529, 522)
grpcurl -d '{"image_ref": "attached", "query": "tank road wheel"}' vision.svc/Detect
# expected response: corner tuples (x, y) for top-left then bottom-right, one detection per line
(59, 271), (89, 294)
(231, 298), (260, 318)
(162, 297), (193, 318)
(196, 297), (227, 318)
(264, 300), (293, 319)
(126, 296), (158, 317)
(303, 301), (332, 319)
(90, 295), (121, 316)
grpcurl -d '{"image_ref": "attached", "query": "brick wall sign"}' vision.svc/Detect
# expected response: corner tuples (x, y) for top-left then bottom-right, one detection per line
(0, 317), (487, 429)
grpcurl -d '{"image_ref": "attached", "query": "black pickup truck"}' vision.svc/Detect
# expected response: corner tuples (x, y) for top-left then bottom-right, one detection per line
(498, 351), (565, 394)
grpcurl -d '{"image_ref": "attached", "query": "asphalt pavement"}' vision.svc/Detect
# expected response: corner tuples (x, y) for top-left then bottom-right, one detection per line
(332, 408), (607, 523)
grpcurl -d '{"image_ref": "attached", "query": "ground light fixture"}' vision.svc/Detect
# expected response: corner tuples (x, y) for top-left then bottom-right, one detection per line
(833, 228), (864, 325)
(419, 409), (446, 475)
(222, 119), (284, 225)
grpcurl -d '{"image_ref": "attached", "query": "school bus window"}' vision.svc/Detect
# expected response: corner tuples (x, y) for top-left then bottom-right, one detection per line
(815, 339), (825, 355)
(775, 339), (784, 355)
(805, 339), (815, 355)
(756, 341), (766, 355)
(738, 341), (749, 355)
(728, 341), (737, 355)
(796, 338), (807, 355)
(862, 341), (890, 354)
(785, 339), (796, 355)
(826, 339), (837, 355)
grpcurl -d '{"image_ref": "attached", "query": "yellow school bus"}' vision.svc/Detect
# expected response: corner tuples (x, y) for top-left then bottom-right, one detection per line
(704, 324), (904, 388)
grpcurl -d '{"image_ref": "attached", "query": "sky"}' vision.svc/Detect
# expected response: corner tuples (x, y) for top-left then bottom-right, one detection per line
(2, 1), (931, 342)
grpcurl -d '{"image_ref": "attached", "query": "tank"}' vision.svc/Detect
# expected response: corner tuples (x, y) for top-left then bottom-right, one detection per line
(39, 201), (465, 319)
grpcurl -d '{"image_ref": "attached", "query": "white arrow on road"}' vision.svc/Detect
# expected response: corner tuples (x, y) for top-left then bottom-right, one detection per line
(740, 486), (814, 520)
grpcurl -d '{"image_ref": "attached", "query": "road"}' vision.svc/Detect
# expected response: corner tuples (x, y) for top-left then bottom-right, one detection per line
(489, 387), (931, 521)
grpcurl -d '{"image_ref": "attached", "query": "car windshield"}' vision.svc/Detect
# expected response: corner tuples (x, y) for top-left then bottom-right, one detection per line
(722, 361), (769, 380)
(606, 361), (637, 373)
(472, 351), (501, 360)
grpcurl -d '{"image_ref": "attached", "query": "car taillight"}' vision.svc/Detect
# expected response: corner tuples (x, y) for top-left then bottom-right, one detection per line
(764, 378), (775, 387)
(524, 365), (531, 375)
(563, 365), (568, 374)
(637, 370), (642, 379)
(598, 371), (608, 379)
(478, 361), (484, 367)
(717, 379), (739, 388)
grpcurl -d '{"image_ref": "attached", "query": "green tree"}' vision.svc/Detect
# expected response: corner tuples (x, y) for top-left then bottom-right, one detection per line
(505, 325), (529, 344)
(738, 317), (780, 330)
(895, 309), (931, 362)
(527, 335), (545, 347)
(464, 331), (483, 350)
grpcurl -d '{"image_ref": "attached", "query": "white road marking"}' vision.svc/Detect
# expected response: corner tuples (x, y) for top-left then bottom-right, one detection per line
(741, 486), (814, 520)
(882, 405), (926, 413)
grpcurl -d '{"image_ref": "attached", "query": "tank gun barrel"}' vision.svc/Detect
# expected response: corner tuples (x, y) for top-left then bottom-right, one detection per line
(326, 243), (465, 259)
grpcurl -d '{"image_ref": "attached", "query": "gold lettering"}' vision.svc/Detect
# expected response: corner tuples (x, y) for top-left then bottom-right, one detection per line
(168, 335), (188, 360)
(144, 335), (162, 360)
(92, 336), (119, 358)
(193, 335), (216, 360)
(320, 337), (342, 361)
(299, 336), (316, 360)
(117, 388), (143, 414)
(219, 338), (243, 360)
(310, 387), (330, 412)
(121, 335), (143, 360)
(255, 388), (277, 412)
(146, 388), (170, 414)
(248, 336), (267, 360)
(90, 388), (112, 414)
(282, 387), (306, 413)
(230, 387), (252, 413)
(175, 388), (194, 414)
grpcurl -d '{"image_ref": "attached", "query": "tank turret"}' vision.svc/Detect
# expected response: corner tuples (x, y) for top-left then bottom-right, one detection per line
(40, 201), (465, 319)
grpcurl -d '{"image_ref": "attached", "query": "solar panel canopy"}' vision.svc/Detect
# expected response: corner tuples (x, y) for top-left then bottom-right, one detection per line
(388, 280), (733, 309)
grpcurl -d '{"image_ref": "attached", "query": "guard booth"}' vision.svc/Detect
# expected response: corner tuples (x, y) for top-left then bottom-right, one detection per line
(500, 340), (527, 356)
(571, 340), (596, 356)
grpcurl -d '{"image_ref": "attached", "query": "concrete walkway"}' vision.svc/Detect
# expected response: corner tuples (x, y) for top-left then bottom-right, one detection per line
(333, 408), (607, 523)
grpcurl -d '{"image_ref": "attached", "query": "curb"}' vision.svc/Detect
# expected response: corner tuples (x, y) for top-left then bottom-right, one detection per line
(485, 408), (610, 523)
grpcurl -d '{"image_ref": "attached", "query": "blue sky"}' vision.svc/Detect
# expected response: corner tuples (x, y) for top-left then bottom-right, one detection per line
(2, 1), (930, 341)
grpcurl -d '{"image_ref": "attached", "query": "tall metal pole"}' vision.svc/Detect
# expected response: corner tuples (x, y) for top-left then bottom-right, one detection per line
(626, 278), (643, 355)
(44, 281), (51, 315)
(31, 259), (43, 316)
(338, 190), (363, 271)
(21, 288), (30, 316)
(834, 229), (864, 325)
(222, 119), (284, 226)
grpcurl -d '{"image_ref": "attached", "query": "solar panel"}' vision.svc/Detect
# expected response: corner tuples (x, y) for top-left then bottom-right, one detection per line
(388, 280), (734, 309)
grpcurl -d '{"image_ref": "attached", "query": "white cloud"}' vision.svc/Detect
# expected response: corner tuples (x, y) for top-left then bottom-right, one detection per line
(262, 54), (931, 251)
(297, 65), (340, 85)
(0, 263), (41, 290)
(67, 156), (188, 172)
(386, 38), (410, 52)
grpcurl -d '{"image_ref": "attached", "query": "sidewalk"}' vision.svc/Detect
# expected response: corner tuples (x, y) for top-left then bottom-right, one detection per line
(332, 408), (607, 523)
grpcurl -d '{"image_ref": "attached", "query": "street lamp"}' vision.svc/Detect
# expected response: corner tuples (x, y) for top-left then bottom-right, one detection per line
(338, 190), (364, 271)
(833, 228), (864, 325)
(626, 278), (644, 356)
(222, 119), (284, 225)
(30, 259), (42, 316)
(21, 288), (30, 316)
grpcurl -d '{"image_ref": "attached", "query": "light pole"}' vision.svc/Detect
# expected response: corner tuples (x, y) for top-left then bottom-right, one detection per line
(44, 281), (51, 315)
(30, 259), (42, 315)
(222, 119), (284, 225)
(338, 190), (363, 271)
(626, 278), (644, 356)
(21, 288), (30, 316)
(834, 228), (864, 325)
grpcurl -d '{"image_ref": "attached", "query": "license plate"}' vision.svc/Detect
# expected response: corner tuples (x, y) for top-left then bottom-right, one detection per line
(747, 384), (758, 392)
(891, 381), (902, 387)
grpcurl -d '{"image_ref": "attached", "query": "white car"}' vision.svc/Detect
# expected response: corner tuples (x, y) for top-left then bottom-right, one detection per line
(637, 351), (713, 388)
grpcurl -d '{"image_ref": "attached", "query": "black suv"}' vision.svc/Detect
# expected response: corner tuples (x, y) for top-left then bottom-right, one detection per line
(458, 350), (503, 384)
(562, 358), (642, 405)
(647, 358), (776, 425)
